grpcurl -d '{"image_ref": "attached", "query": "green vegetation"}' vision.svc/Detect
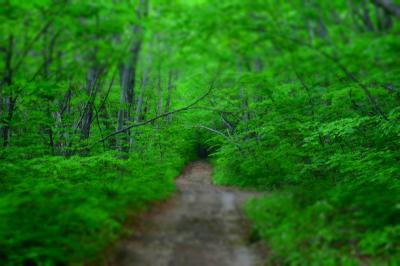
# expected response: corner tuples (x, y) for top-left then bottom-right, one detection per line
(0, 151), (185, 265)
(1, 0), (399, 265)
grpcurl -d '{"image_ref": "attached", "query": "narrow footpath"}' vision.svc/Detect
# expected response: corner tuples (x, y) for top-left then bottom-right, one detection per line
(109, 161), (265, 266)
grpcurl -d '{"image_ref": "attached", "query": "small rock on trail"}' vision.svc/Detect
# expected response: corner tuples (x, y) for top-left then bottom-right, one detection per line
(109, 161), (265, 266)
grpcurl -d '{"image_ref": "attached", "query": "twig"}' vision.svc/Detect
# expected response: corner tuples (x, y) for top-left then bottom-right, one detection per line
(194, 124), (243, 152)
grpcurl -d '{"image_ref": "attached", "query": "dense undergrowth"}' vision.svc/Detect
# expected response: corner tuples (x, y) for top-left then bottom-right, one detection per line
(0, 135), (193, 265)
(213, 115), (400, 265)
(210, 73), (400, 264)
(209, 49), (400, 266)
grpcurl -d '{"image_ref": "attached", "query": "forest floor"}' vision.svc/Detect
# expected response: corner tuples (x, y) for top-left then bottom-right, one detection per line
(108, 160), (266, 266)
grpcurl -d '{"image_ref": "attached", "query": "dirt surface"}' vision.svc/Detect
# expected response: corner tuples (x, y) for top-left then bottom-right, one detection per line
(109, 161), (265, 266)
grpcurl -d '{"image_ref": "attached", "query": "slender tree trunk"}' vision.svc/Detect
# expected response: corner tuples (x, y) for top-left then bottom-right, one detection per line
(236, 57), (250, 123)
(130, 50), (152, 151)
(80, 66), (101, 140)
(156, 64), (163, 117)
(117, 60), (135, 130)
(164, 70), (174, 122)
(134, 61), (150, 123)
(42, 27), (58, 152)
(46, 101), (55, 153)
(56, 88), (72, 154)
(2, 34), (14, 147)
(117, 51), (138, 152)
(116, 0), (148, 153)
(3, 97), (16, 147)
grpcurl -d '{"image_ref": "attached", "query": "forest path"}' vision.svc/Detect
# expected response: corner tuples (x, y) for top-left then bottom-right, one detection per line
(109, 161), (265, 266)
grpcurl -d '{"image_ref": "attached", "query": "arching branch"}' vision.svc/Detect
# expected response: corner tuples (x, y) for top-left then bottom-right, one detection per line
(93, 81), (215, 145)
(194, 125), (242, 150)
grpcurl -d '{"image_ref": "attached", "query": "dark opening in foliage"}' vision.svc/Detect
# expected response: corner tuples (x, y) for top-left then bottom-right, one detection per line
(196, 143), (209, 159)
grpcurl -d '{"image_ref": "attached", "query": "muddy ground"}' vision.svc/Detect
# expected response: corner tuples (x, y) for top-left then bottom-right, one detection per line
(109, 161), (265, 266)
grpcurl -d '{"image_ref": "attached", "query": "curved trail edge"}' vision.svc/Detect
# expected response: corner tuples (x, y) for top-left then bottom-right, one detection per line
(109, 161), (266, 266)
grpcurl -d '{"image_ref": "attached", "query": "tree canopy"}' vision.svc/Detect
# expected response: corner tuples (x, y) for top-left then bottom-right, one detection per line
(1, 0), (399, 265)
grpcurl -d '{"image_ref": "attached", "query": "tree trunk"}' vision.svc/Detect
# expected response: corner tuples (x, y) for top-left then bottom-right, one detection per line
(116, 0), (148, 153)
(135, 61), (151, 123)
(164, 70), (174, 122)
(80, 66), (101, 140)
(56, 88), (72, 155)
(42, 27), (59, 152)
(156, 64), (163, 117)
(1, 34), (14, 147)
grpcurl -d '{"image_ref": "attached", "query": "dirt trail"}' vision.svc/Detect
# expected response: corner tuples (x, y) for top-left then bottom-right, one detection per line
(109, 161), (265, 266)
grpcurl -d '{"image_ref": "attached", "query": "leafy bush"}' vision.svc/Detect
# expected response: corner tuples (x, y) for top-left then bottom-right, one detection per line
(0, 150), (187, 265)
(209, 18), (400, 264)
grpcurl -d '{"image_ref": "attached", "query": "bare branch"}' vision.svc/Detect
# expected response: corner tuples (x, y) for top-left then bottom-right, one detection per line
(93, 81), (216, 145)
(194, 125), (231, 142)
(194, 125), (242, 150)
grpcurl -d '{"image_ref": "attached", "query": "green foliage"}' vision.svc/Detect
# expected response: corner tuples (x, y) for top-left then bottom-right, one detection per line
(191, 0), (400, 264)
(1, 0), (400, 265)
(0, 148), (188, 265)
